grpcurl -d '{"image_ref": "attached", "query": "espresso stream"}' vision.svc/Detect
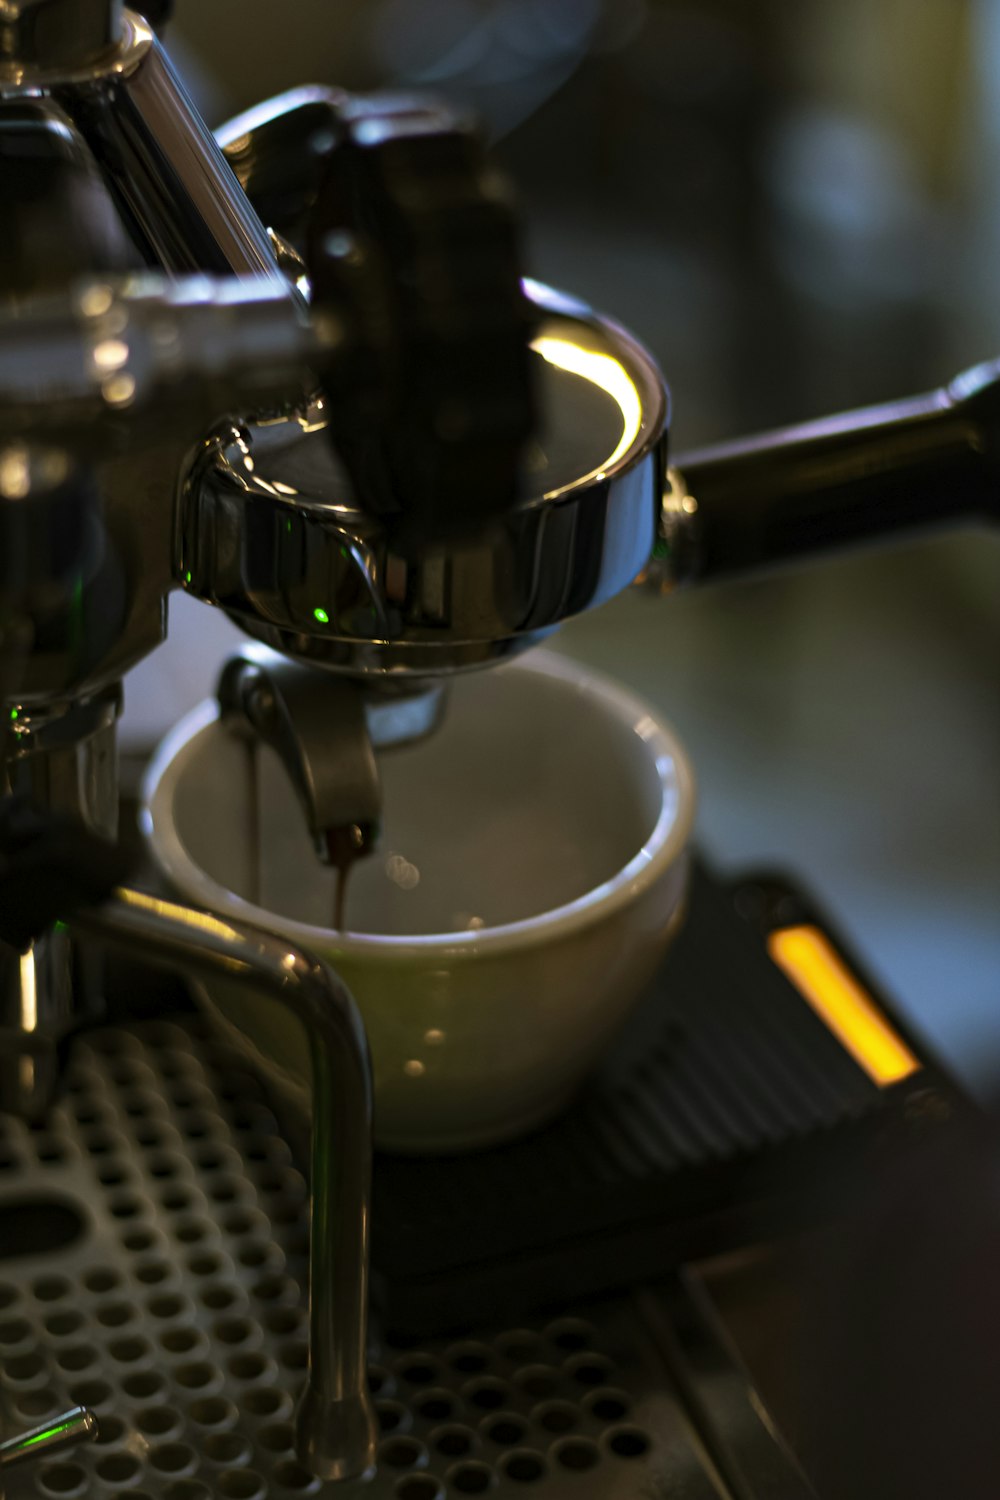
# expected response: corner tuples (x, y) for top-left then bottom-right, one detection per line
(326, 822), (372, 931)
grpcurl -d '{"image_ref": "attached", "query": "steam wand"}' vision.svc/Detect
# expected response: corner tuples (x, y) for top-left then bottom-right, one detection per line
(0, 798), (376, 1483)
(69, 888), (377, 1481)
(0, 1406), (98, 1499)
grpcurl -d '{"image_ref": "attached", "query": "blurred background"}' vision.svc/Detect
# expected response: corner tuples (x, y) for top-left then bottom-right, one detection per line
(124, 0), (999, 1089)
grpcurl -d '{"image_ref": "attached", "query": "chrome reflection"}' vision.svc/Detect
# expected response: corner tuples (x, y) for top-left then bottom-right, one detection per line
(180, 282), (667, 675)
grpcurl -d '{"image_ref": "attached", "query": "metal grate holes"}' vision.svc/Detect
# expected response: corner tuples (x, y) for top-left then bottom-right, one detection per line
(270, 1460), (319, 1493)
(0, 1018), (659, 1498)
(95, 1453), (144, 1486)
(482, 1413), (528, 1447)
(82, 1272), (124, 1296)
(257, 1423), (293, 1454)
(545, 1318), (595, 1352)
(0, 1316), (33, 1350)
(378, 1437), (428, 1471)
(377, 1400), (411, 1435)
(445, 1461), (493, 1494)
(216, 1469), (265, 1500)
(553, 1438), (601, 1471)
(533, 1400), (580, 1435)
(513, 1365), (558, 1401)
(148, 1443), (198, 1477)
(241, 1386), (292, 1421)
(445, 1342), (493, 1376)
(187, 1396), (239, 1429)
(393, 1477), (444, 1500)
(411, 1390), (456, 1424)
(463, 1377), (510, 1412)
(173, 1360), (221, 1393)
(14, 1388), (60, 1421)
(583, 1385), (631, 1423)
(136, 1405), (185, 1439)
(94, 1415), (126, 1447)
(32, 1275), (71, 1302)
(36, 1462), (88, 1495)
(498, 1449), (548, 1484)
(120, 1369), (165, 1400)
(203, 1432), (252, 1466)
(605, 1425), (652, 1459)
(562, 1351), (614, 1388)
(68, 1378), (114, 1410)
(428, 1425), (477, 1461)
(96, 1301), (135, 1328)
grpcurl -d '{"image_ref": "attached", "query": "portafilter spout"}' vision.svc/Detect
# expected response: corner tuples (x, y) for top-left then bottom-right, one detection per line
(216, 644), (447, 914)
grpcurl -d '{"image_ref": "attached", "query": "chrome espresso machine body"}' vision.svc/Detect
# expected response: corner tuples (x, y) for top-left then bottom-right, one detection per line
(0, 0), (670, 1481)
(0, 0), (998, 1493)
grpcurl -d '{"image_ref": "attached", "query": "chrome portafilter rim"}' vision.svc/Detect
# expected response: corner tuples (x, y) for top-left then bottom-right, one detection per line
(178, 280), (668, 676)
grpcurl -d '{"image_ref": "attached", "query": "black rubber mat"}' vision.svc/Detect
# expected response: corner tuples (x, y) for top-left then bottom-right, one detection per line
(371, 858), (953, 1334)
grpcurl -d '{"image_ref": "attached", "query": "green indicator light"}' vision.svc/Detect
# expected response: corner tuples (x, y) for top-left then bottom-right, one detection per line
(22, 1417), (77, 1447)
(184, 570), (192, 584)
(313, 607), (330, 624)
(339, 545), (348, 559)
(652, 539), (669, 560)
(286, 520), (292, 534)
(9, 708), (18, 722)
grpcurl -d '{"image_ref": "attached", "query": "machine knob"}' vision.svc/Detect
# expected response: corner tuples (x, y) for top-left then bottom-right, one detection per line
(305, 94), (537, 552)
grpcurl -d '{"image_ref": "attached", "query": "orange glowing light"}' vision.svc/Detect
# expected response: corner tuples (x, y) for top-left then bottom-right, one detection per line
(767, 924), (920, 1087)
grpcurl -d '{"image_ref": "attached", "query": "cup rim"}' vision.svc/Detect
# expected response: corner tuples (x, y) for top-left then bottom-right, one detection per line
(140, 649), (696, 958)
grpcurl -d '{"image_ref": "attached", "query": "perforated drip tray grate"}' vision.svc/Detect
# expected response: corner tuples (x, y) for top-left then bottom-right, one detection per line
(0, 1019), (730, 1500)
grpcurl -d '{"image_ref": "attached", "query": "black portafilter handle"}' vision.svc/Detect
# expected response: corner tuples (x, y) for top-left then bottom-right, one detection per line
(668, 359), (1000, 584)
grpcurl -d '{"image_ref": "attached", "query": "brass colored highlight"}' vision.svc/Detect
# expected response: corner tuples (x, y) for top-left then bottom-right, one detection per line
(767, 924), (920, 1087)
(531, 335), (643, 483)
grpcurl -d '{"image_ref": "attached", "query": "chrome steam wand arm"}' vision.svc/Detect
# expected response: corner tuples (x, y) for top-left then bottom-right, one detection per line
(0, 1405), (98, 1500)
(50, 9), (279, 278)
(68, 886), (377, 1483)
(0, 1407), (98, 1468)
(0, 274), (322, 446)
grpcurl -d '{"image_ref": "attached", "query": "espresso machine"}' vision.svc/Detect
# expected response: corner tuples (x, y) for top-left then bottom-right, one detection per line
(0, 2), (996, 1497)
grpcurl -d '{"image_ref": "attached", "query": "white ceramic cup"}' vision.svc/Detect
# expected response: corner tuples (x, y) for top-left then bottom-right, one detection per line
(141, 650), (695, 1153)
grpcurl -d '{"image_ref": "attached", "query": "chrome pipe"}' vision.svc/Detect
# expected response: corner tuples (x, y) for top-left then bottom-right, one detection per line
(49, 11), (279, 276)
(0, 275), (321, 442)
(69, 886), (377, 1483)
(0, 1406), (98, 1468)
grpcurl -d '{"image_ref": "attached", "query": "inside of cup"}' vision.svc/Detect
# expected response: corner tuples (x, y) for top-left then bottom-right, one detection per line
(171, 661), (669, 937)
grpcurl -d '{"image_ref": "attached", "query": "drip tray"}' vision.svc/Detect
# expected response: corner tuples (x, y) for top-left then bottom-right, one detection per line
(0, 1017), (734, 1500)
(0, 858), (956, 1497)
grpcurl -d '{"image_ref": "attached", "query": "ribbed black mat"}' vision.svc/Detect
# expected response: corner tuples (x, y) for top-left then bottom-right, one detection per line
(371, 858), (949, 1335)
